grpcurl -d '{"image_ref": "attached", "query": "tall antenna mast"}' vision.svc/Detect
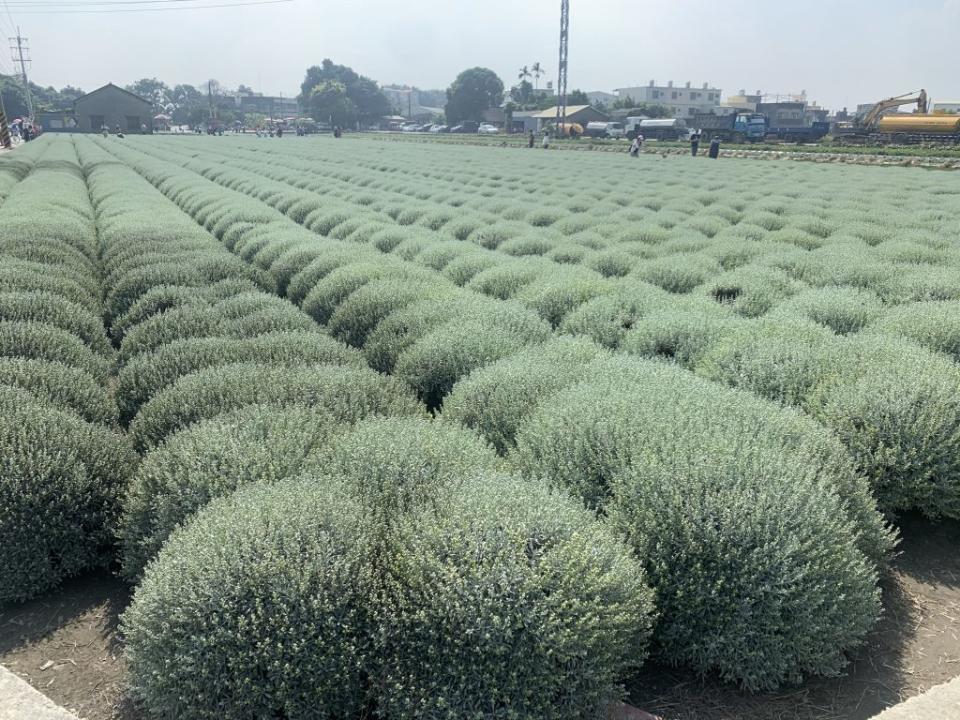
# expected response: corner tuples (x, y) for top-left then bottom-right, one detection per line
(554, 0), (569, 131)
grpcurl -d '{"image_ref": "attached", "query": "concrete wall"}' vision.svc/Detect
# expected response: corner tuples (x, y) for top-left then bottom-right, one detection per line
(74, 86), (151, 133)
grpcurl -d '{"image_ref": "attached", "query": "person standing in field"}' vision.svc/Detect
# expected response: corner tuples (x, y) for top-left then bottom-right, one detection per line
(690, 131), (700, 156)
(709, 137), (721, 159)
(629, 133), (643, 157)
(528, 131), (535, 148)
(542, 131), (550, 149)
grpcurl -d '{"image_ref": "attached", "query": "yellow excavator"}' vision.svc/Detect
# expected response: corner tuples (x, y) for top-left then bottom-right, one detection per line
(836, 89), (960, 144)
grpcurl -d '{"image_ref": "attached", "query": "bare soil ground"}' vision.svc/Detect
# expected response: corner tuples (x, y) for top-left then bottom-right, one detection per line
(1, 512), (957, 720)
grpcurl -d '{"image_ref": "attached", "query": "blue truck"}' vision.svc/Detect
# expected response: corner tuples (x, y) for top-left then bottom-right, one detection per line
(693, 112), (830, 143)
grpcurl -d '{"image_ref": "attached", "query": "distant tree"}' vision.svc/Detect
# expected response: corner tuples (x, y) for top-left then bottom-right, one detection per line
(236, 84), (256, 96)
(512, 80), (533, 105)
(611, 95), (635, 110)
(0, 75), (29, 117)
(531, 62), (544, 90)
(169, 84), (205, 125)
(298, 60), (389, 125)
(567, 89), (589, 105)
(127, 78), (170, 112)
(244, 112), (267, 128)
(307, 80), (359, 126)
(445, 67), (504, 125)
(518, 65), (531, 86)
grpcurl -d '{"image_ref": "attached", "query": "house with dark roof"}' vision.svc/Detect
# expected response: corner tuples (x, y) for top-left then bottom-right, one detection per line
(73, 83), (152, 133)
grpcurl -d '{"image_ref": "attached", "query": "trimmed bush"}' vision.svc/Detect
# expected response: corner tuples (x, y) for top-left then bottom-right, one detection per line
(306, 415), (502, 519)
(810, 336), (960, 519)
(121, 478), (376, 719)
(0, 321), (112, 382)
(510, 361), (890, 689)
(116, 331), (361, 424)
(0, 291), (112, 356)
(443, 337), (607, 453)
(374, 474), (655, 718)
(559, 281), (676, 349)
(868, 300), (960, 360)
(698, 265), (802, 317)
(326, 278), (456, 349)
(129, 362), (423, 451)
(770, 287), (885, 335)
(0, 358), (118, 424)
(0, 387), (136, 603)
(394, 309), (551, 409)
(120, 404), (342, 580)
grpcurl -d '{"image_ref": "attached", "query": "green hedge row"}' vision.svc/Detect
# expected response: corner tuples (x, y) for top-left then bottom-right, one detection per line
(122, 417), (655, 719)
(0, 137), (132, 602)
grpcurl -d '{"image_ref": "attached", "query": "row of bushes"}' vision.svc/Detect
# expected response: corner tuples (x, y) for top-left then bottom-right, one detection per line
(105, 137), (960, 522)
(121, 416), (657, 719)
(66, 140), (665, 716)
(0, 137), (136, 603)
(445, 339), (894, 690)
(71, 140), (425, 583)
(153, 136), (960, 307)
(92, 138), (558, 410)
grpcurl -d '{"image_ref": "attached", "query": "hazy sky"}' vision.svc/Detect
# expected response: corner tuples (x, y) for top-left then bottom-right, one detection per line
(13, 0), (960, 110)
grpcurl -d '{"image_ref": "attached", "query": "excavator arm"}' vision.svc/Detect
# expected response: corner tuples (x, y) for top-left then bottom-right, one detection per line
(861, 90), (929, 128)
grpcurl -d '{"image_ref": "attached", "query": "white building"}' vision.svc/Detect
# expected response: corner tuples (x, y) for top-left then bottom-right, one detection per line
(613, 80), (722, 118)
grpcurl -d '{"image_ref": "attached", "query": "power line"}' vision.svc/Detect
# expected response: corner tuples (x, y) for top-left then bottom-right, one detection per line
(12, 0), (292, 11)
(5, 0), (266, 5)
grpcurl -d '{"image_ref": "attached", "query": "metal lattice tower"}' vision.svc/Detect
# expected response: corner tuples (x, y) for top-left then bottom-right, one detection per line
(9, 28), (33, 119)
(554, 0), (569, 130)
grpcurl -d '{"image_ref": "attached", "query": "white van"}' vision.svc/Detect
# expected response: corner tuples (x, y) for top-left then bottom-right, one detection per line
(585, 121), (626, 139)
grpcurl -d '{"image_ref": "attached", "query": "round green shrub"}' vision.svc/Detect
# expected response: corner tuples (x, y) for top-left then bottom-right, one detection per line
(443, 337), (606, 453)
(868, 300), (960, 360)
(0, 321), (112, 382)
(120, 404), (342, 581)
(306, 415), (502, 519)
(513, 267), (611, 328)
(695, 319), (839, 407)
(326, 278), (455, 349)
(620, 304), (742, 368)
(116, 331), (361, 424)
(0, 262), (101, 317)
(394, 310), (550, 410)
(0, 291), (112, 357)
(374, 474), (655, 718)
(0, 386), (136, 603)
(634, 254), (722, 294)
(0, 358), (118, 425)
(121, 478), (375, 720)
(509, 362), (890, 689)
(559, 281), (676, 349)
(812, 337), (960, 519)
(362, 296), (477, 374)
(130, 362), (423, 451)
(697, 265), (802, 317)
(770, 286), (885, 335)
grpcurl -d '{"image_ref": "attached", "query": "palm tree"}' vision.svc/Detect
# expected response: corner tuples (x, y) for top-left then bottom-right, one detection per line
(518, 66), (531, 84)
(531, 62), (544, 91)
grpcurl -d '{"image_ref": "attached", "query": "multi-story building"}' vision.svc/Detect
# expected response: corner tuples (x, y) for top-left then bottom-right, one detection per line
(613, 80), (722, 117)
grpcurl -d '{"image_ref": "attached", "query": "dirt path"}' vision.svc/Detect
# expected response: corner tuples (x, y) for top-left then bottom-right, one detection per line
(1, 513), (957, 720)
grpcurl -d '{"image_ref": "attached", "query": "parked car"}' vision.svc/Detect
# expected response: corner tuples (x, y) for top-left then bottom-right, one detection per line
(430, 125), (449, 133)
(477, 123), (500, 135)
(450, 121), (479, 134)
(401, 123), (420, 132)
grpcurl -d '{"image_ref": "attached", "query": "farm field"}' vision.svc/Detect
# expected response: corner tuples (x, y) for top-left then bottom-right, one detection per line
(2, 132), (960, 719)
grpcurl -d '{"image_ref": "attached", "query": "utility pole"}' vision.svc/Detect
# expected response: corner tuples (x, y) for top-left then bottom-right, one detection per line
(554, 0), (569, 132)
(9, 27), (33, 119)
